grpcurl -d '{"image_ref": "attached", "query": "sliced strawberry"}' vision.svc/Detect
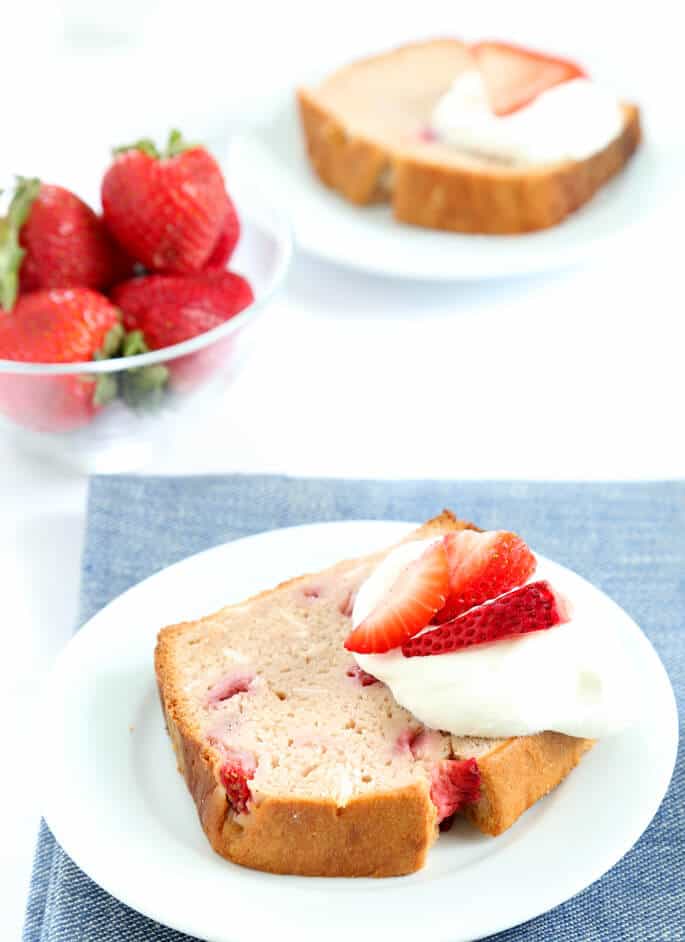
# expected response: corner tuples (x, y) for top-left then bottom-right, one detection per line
(403, 580), (570, 658)
(437, 530), (537, 623)
(344, 541), (449, 654)
(430, 758), (481, 822)
(472, 41), (586, 117)
(219, 749), (256, 814)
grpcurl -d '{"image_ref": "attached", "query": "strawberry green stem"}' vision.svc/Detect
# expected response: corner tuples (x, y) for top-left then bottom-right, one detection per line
(0, 177), (40, 311)
(119, 328), (169, 409)
(165, 129), (196, 157)
(113, 138), (160, 159)
(112, 129), (197, 161)
(91, 321), (125, 405)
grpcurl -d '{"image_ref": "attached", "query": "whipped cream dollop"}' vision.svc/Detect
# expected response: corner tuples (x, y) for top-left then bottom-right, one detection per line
(430, 72), (624, 164)
(353, 538), (638, 739)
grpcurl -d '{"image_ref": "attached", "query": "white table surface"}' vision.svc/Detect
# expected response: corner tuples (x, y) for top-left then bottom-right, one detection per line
(3, 2), (683, 936)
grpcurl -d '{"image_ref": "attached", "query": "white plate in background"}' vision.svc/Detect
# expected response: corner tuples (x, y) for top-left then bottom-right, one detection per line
(227, 94), (681, 281)
(42, 521), (677, 942)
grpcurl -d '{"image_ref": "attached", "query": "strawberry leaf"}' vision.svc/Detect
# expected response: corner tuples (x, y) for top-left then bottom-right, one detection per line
(165, 129), (197, 158)
(120, 363), (169, 410)
(0, 177), (41, 311)
(113, 138), (160, 159)
(112, 129), (199, 161)
(121, 328), (148, 357)
(93, 373), (118, 406)
(119, 327), (169, 409)
(93, 321), (125, 360)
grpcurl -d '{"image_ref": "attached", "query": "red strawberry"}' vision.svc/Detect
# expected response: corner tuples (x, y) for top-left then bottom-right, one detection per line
(0, 289), (123, 432)
(112, 269), (253, 396)
(0, 179), (127, 311)
(344, 541), (449, 654)
(219, 749), (256, 814)
(402, 580), (570, 658)
(471, 41), (586, 117)
(437, 530), (537, 623)
(203, 197), (240, 270)
(430, 758), (481, 822)
(102, 129), (232, 274)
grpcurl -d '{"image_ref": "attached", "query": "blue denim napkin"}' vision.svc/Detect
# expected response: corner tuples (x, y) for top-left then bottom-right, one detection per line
(24, 476), (684, 942)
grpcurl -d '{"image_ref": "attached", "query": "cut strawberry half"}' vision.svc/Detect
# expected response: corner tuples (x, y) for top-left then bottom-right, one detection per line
(403, 580), (570, 658)
(471, 41), (586, 117)
(437, 530), (537, 623)
(344, 541), (449, 654)
(430, 758), (481, 822)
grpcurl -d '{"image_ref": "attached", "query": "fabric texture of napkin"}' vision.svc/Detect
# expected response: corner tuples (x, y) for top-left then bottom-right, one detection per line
(24, 475), (684, 942)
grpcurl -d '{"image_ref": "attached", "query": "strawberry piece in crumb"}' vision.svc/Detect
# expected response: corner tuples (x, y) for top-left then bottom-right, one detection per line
(437, 530), (537, 623)
(403, 580), (570, 658)
(471, 41), (586, 117)
(394, 727), (422, 755)
(219, 749), (256, 814)
(206, 670), (254, 706)
(430, 758), (481, 822)
(346, 664), (379, 687)
(344, 541), (449, 654)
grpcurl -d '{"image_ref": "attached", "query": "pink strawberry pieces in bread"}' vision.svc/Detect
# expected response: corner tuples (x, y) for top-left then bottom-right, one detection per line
(344, 540), (449, 654)
(437, 530), (537, 624)
(345, 664), (379, 686)
(430, 758), (481, 822)
(471, 40), (586, 117)
(403, 580), (570, 658)
(206, 669), (254, 706)
(219, 749), (256, 814)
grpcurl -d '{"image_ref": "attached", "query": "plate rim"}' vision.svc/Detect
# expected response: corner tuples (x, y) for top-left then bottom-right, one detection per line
(41, 519), (679, 942)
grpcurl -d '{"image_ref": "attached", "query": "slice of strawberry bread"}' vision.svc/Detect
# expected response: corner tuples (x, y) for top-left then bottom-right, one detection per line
(155, 512), (593, 877)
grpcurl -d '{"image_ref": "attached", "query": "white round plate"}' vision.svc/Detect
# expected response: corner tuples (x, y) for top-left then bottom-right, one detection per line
(227, 96), (683, 281)
(43, 521), (677, 942)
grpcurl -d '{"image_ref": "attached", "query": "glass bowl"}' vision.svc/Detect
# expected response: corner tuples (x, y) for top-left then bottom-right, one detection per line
(0, 202), (292, 472)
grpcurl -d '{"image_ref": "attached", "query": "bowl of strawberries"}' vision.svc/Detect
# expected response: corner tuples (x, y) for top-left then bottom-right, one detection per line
(0, 130), (292, 471)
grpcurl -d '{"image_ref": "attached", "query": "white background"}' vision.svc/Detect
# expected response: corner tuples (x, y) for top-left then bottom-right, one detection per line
(2, 1), (683, 937)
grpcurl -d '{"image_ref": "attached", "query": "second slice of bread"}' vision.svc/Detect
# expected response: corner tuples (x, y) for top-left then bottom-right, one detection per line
(156, 512), (593, 877)
(297, 40), (641, 233)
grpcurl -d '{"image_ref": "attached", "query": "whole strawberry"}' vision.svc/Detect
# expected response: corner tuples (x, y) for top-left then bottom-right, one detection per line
(0, 178), (127, 310)
(0, 289), (123, 432)
(102, 130), (232, 274)
(111, 269), (254, 394)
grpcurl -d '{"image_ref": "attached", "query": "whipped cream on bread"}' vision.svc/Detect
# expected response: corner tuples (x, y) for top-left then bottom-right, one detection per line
(430, 72), (624, 165)
(353, 538), (637, 738)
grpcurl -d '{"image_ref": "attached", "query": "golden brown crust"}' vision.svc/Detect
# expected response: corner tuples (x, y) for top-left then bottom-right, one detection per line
(298, 74), (641, 232)
(464, 731), (594, 835)
(297, 89), (391, 205)
(393, 104), (641, 233)
(216, 787), (436, 877)
(156, 512), (593, 876)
